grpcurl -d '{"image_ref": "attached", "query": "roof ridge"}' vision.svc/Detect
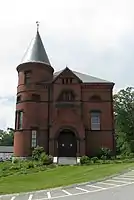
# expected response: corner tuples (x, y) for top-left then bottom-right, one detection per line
(54, 69), (113, 83)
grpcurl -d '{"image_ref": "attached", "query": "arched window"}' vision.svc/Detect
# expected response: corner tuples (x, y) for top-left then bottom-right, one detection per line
(58, 90), (75, 101)
(90, 95), (101, 101)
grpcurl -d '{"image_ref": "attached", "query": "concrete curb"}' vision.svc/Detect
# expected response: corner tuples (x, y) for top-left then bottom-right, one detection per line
(0, 167), (133, 197)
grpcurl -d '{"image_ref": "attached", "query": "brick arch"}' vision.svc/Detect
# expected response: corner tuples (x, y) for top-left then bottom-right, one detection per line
(54, 126), (79, 139)
(57, 89), (75, 101)
(90, 95), (102, 101)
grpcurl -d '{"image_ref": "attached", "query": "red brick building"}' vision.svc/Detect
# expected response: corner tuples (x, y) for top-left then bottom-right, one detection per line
(14, 28), (115, 158)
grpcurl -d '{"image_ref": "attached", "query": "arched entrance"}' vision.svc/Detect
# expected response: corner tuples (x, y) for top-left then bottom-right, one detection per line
(58, 129), (77, 157)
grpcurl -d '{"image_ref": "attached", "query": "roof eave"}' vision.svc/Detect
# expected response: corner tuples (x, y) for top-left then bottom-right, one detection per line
(83, 82), (115, 87)
(16, 61), (54, 72)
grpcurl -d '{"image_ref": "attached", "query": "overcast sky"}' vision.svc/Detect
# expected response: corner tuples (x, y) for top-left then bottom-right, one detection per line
(0, 0), (134, 130)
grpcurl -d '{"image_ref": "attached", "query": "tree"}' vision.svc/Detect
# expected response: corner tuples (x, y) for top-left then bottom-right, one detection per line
(0, 128), (14, 146)
(114, 87), (134, 154)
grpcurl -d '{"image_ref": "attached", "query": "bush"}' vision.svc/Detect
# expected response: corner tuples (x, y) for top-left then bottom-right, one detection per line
(12, 157), (20, 164)
(25, 161), (34, 169)
(99, 147), (112, 159)
(91, 157), (99, 164)
(32, 146), (44, 161)
(80, 156), (90, 165)
(128, 153), (134, 158)
(101, 155), (107, 160)
(40, 152), (53, 165)
(10, 164), (21, 171)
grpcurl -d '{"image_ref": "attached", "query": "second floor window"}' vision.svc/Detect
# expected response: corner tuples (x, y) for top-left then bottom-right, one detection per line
(17, 95), (21, 103)
(58, 90), (75, 101)
(91, 112), (101, 130)
(24, 70), (32, 84)
(17, 111), (23, 129)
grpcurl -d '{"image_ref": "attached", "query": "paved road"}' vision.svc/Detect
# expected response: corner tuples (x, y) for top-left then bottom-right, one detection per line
(0, 170), (134, 200)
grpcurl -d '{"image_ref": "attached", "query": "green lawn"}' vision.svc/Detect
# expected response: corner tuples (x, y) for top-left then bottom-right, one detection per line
(0, 163), (134, 194)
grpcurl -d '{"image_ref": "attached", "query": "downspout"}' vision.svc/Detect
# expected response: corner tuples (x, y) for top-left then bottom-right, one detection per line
(111, 86), (116, 157)
(80, 82), (83, 156)
(47, 83), (50, 155)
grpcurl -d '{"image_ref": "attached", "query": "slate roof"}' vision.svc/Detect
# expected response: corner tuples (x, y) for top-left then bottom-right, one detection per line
(54, 69), (113, 83)
(0, 146), (13, 153)
(21, 30), (51, 65)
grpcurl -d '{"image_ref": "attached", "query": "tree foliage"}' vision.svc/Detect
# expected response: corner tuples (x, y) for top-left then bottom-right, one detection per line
(0, 129), (14, 146)
(114, 87), (134, 154)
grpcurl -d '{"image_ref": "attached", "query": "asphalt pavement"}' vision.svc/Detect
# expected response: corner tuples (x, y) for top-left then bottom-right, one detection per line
(0, 170), (134, 200)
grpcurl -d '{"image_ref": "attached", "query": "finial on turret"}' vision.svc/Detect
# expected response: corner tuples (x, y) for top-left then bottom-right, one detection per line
(65, 65), (68, 69)
(36, 21), (40, 31)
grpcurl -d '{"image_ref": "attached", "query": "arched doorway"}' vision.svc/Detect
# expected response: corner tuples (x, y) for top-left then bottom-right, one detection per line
(58, 129), (77, 157)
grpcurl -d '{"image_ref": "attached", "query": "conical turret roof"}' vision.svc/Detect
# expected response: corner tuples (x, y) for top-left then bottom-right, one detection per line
(21, 30), (51, 65)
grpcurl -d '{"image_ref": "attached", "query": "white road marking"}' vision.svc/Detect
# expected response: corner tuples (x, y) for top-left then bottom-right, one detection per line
(76, 187), (89, 192)
(10, 197), (16, 200)
(36, 181), (134, 200)
(120, 175), (134, 178)
(62, 189), (72, 195)
(116, 176), (134, 181)
(113, 177), (134, 181)
(105, 179), (129, 184)
(47, 191), (51, 199)
(119, 177), (134, 180)
(87, 184), (106, 189)
(28, 194), (33, 200)
(99, 182), (120, 186)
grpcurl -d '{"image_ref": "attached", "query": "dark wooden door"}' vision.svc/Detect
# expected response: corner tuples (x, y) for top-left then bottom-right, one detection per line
(58, 131), (77, 157)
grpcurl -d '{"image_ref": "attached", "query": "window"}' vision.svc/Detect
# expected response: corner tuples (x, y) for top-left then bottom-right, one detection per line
(24, 70), (32, 84)
(17, 111), (23, 129)
(15, 111), (17, 130)
(17, 95), (21, 103)
(31, 130), (37, 148)
(32, 94), (40, 102)
(62, 78), (73, 84)
(91, 112), (101, 130)
(58, 90), (75, 101)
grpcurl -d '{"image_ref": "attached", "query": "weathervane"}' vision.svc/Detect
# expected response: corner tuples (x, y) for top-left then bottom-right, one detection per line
(36, 21), (40, 31)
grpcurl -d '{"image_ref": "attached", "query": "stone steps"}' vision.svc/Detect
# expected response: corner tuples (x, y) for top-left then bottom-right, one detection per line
(58, 157), (77, 165)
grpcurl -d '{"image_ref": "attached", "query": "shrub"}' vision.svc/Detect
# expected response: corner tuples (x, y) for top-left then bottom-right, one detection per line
(32, 146), (44, 161)
(25, 161), (34, 169)
(91, 157), (99, 164)
(40, 152), (53, 165)
(10, 165), (21, 171)
(12, 157), (20, 164)
(101, 155), (107, 161)
(80, 156), (90, 165)
(99, 147), (112, 159)
(128, 153), (134, 158)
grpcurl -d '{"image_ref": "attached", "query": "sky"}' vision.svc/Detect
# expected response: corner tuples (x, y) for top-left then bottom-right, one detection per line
(0, 0), (134, 130)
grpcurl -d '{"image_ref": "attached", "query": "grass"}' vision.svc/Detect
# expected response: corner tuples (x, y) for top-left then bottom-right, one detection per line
(0, 162), (134, 194)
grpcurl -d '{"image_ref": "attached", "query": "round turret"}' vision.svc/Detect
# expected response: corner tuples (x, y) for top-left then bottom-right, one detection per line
(14, 25), (53, 157)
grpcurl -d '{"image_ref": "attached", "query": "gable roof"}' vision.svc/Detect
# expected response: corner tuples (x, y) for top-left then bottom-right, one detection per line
(54, 69), (113, 84)
(53, 67), (82, 83)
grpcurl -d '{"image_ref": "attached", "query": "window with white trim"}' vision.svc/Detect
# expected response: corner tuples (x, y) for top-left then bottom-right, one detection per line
(91, 112), (101, 130)
(17, 111), (23, 130)
(31, 130), (37, 148)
